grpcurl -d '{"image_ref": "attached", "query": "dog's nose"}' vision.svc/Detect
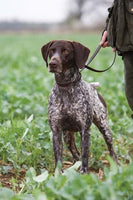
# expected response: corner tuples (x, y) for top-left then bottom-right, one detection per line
(49, 53), (62, 73)
(49, 59), (58, 68)
(49, 58), (60, 73)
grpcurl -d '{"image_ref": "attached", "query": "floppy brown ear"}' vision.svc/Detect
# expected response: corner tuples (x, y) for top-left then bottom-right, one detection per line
(41, 41), (55, 67)
(72, 41), (90, 69)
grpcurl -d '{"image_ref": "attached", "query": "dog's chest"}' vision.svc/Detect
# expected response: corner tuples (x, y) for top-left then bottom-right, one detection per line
(49, 83), (88, 110)
(48, 82), (92, 131)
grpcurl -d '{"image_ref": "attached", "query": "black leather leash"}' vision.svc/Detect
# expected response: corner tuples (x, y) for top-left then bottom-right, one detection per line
(80, 44), (116, 73)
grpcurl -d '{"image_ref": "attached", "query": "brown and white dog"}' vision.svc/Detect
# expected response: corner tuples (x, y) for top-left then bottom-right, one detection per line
(41, 40), (118, 173)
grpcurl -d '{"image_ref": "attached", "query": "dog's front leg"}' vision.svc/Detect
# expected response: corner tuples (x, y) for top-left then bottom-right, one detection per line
(52, 128), (63, 170)
(80, 129), (90, 174)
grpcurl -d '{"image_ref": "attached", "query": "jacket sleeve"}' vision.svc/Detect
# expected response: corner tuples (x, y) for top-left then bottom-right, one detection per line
(105, 3), (114, 30)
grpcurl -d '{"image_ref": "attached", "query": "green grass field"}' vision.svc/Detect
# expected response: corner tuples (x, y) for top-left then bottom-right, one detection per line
(0, 32), (133, 199)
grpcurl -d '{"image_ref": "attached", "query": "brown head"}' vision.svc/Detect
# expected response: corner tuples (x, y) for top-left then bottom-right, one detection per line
(41, 40), (90, 73)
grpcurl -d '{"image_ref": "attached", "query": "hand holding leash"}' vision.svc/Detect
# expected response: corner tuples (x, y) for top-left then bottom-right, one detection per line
(80, 32), (116, 73)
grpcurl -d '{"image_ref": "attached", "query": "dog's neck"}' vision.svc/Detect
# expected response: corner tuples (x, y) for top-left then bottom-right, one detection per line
(55, 67), (81, 87)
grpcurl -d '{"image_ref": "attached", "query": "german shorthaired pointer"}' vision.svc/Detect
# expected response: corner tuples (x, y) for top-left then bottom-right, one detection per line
(41, 40), (118, 173)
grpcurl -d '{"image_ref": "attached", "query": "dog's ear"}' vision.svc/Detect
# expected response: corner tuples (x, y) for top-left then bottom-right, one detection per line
(41, 41), (55, 67)
(72, 41), (90, 69)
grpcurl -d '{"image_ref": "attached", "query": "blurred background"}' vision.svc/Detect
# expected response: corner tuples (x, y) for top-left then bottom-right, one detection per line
(0, 0), (113, 32)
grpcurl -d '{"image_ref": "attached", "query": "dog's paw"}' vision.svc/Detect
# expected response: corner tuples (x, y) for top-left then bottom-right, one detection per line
(80, 166), (89, 174)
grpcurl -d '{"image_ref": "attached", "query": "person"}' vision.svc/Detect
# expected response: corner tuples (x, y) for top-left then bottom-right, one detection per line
(100, 0), (133, 114)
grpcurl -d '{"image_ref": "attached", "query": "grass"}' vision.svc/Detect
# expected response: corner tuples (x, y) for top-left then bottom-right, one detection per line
(0, 32), (133, 199)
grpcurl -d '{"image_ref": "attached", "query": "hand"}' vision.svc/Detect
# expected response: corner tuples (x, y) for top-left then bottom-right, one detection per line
(100, 31), (109, 48)
(100, 31), (116, 52)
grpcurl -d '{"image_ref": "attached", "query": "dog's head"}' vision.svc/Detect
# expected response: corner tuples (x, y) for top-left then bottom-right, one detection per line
(41, 40), (90, 73)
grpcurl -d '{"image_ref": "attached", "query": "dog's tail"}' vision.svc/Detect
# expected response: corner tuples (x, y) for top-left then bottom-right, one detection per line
(90, 82), (100, 88)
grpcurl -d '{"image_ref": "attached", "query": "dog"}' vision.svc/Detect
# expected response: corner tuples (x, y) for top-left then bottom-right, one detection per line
(41, 40), (118, 173)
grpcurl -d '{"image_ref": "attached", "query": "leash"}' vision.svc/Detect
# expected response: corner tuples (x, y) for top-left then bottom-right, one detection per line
(80, 44), (116, 73)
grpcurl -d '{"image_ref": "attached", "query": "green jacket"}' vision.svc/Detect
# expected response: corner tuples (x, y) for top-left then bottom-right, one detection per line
(106, 0), (133, 53)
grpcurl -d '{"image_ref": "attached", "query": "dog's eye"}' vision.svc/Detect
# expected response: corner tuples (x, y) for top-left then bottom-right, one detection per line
(62, 49), (69, 55)
(49, 49), (55, 55)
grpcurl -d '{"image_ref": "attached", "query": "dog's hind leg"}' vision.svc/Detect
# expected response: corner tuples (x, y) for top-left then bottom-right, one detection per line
(93, 115), (118, 164)
(63, 131), (80, 163)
